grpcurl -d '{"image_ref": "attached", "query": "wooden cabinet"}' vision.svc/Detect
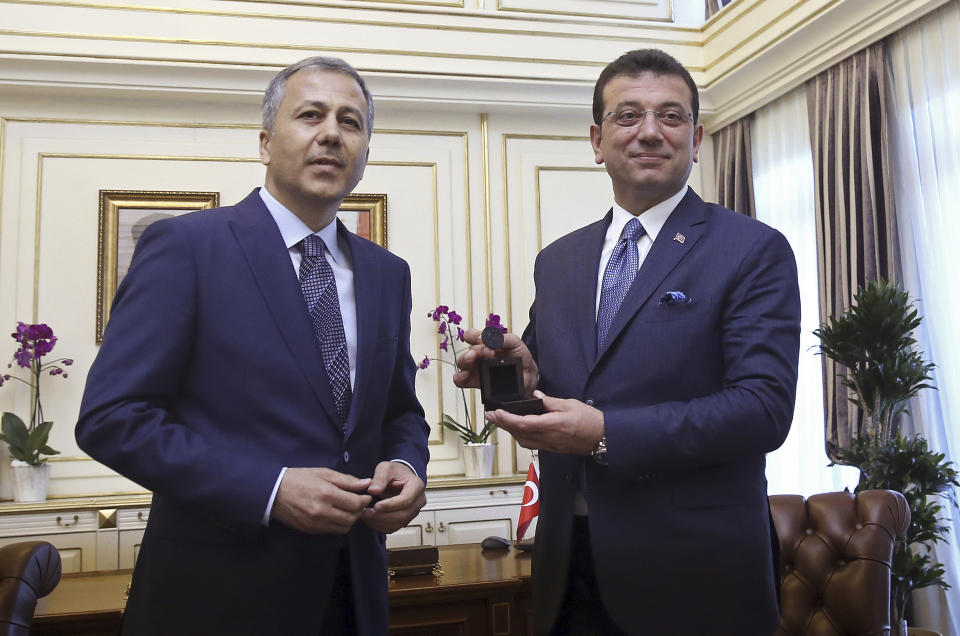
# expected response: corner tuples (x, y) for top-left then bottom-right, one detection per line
(0, 497), (151, 572)
(1, 484), (524, 570)
(116, 507), (148, 570)
(0, 508), (100, 573)
(386, 484), (522, 549)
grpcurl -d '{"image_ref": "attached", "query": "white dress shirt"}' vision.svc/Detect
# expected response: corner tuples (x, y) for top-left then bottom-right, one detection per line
(576, 185), (689, 516)
(257, 187), (414, 525)
(594, 186), (689, 316)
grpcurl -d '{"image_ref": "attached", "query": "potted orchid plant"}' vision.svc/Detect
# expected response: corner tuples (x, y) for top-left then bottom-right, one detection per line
(418, 306), (507, 478)
(0, 322), (72, 502)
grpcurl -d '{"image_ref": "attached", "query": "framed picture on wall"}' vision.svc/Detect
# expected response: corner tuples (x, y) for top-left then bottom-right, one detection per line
(96, 190), (220, 343)
(96, 190), (388, 343)
(340, 192), (387, 248)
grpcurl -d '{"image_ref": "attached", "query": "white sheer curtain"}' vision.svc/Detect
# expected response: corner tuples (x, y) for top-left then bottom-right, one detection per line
(887, 2), (960, 633)
(751, 87), (859, 496)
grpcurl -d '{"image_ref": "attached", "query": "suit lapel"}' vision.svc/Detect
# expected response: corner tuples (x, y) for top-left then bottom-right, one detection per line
(572, 212), (612, 369)
(229, 190), (340, 426)
(341, 223), (380, 440)
(595, 189), (707, 361)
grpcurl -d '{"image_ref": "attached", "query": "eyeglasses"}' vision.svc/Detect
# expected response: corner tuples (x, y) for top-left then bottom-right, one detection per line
(601, 108), (694, 129)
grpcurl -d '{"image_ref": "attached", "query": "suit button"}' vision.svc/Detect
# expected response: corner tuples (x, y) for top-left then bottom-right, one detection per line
(585, 399), (594, 406)
(343, 451), (350, 463)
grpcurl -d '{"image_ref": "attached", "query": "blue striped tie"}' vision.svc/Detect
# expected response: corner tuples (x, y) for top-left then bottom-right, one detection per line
(298, 234), (352, 428)
(596, 217), (645, 352)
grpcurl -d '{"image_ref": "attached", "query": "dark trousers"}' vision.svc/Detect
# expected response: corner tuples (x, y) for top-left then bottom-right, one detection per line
(547, 516), (629, 636)
(321, 547), (357, 635)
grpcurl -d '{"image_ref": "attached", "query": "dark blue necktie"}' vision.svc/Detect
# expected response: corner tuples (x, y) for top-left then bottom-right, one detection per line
(298, 234), (351, 428)
(596, 217), (645, 351)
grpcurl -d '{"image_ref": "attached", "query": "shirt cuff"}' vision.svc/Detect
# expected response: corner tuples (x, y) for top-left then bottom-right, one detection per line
(263, 466), (288, 526)
(390, 459), (418, 478)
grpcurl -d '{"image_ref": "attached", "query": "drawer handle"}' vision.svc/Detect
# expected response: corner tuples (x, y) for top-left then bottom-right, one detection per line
(489, 489), (508, 496)
(425, 521), (433, 533)
(57, 514), (79, 527)
(437, 521), (446, 533)
(137, 511), (149, 522)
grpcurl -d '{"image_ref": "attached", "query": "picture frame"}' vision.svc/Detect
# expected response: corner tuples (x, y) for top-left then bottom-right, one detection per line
(340, 192), (388, 248)
(95, 190), (387, 343)
(96, 190), (220, 343)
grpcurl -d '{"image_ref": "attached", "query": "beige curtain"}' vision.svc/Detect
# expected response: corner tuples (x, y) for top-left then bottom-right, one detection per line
(713, 117), (756, 218)
(805, 41), (900, 461)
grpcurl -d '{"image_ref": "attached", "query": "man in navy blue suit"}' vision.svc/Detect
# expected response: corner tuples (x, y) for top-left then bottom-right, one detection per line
(457, 49), (800, 635)
(77, 56), (429, 635)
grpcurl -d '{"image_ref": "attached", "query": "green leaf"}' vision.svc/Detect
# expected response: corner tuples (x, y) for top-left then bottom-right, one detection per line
(1, 412), (29, 450)
(438, 413), (480, 444)
(1, 413), (59, 464)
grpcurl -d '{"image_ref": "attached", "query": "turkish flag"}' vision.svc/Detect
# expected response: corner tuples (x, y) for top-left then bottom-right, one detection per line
(516, 459), (540, 542)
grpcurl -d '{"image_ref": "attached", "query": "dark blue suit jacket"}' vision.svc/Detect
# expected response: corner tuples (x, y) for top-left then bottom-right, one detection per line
(76, 189), (429, 635)
(524, 189), (800, 635)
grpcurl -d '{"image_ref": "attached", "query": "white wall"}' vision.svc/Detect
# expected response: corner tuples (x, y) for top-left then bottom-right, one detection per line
(0, 0), (947, 499)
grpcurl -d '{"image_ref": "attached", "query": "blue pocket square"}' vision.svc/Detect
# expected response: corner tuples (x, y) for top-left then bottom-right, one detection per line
(658, 291), (691, 306)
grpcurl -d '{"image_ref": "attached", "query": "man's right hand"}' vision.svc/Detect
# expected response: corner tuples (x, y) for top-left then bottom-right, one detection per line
(454, 328), (539, 397)
(271, 467), (372, 534)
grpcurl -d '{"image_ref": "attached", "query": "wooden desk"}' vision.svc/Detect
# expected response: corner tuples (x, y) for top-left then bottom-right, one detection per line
(33, 544), (532, 636)
(390, 544), (532, 635)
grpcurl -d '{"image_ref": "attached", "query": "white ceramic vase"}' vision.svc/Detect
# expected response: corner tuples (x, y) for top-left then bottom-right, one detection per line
(10, 460), (51, 503)
(463, 442), (495, 478)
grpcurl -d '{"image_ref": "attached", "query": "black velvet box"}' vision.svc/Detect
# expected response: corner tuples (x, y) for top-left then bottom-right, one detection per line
(387, 545), (440, 577)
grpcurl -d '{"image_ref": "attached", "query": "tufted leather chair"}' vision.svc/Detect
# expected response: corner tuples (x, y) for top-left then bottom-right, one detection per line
(770, 489), (910, 636)
(0, 541), (62, 636)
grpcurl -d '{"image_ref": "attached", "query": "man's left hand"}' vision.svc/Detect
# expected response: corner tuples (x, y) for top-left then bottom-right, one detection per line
(361, 461), (427, 534)
(485, 390), (604, 455)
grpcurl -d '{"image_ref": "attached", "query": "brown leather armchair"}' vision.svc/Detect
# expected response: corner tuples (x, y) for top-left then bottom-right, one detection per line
(0, 541), (62, 636)
(771, 489), (910, 636)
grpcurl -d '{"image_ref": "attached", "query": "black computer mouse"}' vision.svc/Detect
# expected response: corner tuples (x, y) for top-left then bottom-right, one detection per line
(480, 536), (511, 550)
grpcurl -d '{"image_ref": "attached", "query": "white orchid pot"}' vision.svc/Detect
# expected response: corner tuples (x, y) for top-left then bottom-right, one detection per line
(10, 460), (50, 503)
(463, 442), (495, 478)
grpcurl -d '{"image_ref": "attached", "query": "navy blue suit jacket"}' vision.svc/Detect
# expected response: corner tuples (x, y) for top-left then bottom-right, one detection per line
(76, 189), (429, 635)
(523, 189), (800, 635)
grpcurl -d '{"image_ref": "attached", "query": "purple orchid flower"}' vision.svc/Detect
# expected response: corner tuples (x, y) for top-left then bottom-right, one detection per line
(485, 313), (508, 334)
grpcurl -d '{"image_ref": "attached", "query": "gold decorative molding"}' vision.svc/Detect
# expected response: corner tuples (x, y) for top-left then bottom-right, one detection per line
(496, 0), (673, 23)
(703, 0), (833, 74)
(533, 165), (606, 252)
(0, 49), (607, 83)
(0, 27), (611, 68)
(426, 474), (523, 489)
(0, 494), (153, 515)
(9, 0), (702, 33)
(499, 134), (589, 329)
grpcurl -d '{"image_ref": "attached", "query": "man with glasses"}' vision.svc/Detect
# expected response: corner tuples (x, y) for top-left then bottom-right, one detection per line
(457, 49), (800, 634)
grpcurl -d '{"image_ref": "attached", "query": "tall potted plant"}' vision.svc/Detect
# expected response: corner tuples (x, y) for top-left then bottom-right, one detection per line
(417, 306), (507, 478)
(0, 322), (72, 502)
(814, 279), (958, 634)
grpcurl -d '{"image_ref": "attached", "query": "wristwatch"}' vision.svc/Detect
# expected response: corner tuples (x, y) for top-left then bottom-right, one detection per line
(592, 435), (608, 465)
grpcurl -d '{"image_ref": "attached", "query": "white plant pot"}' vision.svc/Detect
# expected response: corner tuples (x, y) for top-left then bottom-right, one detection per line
(463, 442), (495, 478)
(10, 460), (51, 503)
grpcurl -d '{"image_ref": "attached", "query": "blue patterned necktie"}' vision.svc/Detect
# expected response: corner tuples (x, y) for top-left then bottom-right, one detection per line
(298, 234), (352, 428)
(596, 217), (646, 351)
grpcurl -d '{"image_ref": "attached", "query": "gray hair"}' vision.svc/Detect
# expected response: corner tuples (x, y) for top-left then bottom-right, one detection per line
(261, 56), (375, 135)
